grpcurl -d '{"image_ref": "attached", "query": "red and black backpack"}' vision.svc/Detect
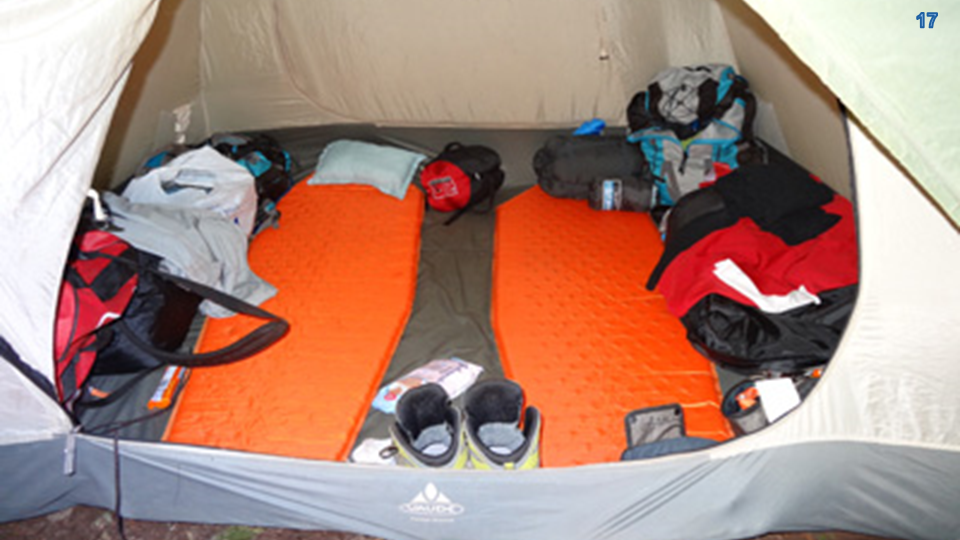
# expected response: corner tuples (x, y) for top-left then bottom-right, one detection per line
(419, 142), (504, 225)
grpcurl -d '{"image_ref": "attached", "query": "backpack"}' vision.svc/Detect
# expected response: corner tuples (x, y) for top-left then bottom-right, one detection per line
(54, 228), (140, 411)
(419, 143), (505, 225)
(134, 133), (296, 234)
(207, 132), (294, 204)
(626, 64), (764, 206)
(208, 133), (296, 233)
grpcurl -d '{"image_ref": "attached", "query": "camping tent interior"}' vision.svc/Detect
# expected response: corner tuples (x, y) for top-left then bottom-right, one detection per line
(2, 1), (959, 539)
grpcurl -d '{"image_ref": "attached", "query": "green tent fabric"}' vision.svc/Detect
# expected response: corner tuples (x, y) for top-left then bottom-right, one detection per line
(743, 0), (960, 226)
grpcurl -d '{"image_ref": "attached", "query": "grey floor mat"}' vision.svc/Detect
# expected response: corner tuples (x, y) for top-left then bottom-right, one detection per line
(77, 362), (188, 441)
(351, 205), (504, 450)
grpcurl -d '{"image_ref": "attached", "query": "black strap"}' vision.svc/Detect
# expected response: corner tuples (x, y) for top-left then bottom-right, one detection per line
(89, 251), (290, 368)
(74, 367), (160, 411)
(73, 256), (289, 413)
(440, 142), (464, 155)
(0, 335), (58, 401)
(443, 169), (504, 226)
(443, 207), (471, 226)
(133, 263), (289, 367)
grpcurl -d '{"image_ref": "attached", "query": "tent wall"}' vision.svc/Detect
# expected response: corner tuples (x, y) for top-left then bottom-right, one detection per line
(198, 0), (640, 131)
(3, 435), (958, 540)
(741, 0), (960, 230)
(95, 0), (205, 188)
(717, 0), (849, 197)
(0, 360), (69, 444)
(99, 0), (849, 194)
(196, 0), (740, 131)
(732, 119), (960, 449)
(0, 0), (160, 440)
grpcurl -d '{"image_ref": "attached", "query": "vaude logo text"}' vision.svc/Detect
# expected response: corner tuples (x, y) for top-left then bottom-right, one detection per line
(400, 483), (465, 520)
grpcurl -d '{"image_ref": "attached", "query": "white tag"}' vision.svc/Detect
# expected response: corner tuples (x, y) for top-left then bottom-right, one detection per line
(63, 426), (81, 476)
(350, 438), (396, 466)
(149, 366), (181, 404)
(87, 189), (107, 223)
(755, 378), (802, 423)
(600, 179), (622, 210)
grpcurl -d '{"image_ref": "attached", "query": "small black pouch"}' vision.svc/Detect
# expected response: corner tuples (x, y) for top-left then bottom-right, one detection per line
(620, 404), (718, 461)
(624, 403), (685, 448)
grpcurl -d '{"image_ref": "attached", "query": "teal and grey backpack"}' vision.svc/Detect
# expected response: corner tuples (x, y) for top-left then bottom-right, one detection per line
(626, 64), (764, 206)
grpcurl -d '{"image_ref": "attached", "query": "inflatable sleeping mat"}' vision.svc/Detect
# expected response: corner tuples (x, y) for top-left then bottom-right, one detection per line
(494, 186), (732, 467)
(165, 181), (424, 461)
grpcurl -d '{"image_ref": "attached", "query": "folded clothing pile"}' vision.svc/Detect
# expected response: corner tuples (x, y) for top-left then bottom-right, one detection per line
(647, 162), (859, 375)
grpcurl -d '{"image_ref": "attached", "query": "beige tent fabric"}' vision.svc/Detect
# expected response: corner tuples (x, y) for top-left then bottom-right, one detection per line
(0, 0), (160, 441)
(199, 0), (737, 132)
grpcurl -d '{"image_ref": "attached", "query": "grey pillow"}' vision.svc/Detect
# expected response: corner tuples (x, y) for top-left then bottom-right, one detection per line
(309, 139), (427, 199)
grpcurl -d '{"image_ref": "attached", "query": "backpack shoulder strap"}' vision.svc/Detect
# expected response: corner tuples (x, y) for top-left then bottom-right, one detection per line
(88, 252), (290, 368)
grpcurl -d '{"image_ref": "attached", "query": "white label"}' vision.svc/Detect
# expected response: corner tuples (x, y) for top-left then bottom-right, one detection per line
(149, 366), (182, 403)
(400, 483), (465, 522)
(601, 179), (622, 210)
(755, 378), (802, 422)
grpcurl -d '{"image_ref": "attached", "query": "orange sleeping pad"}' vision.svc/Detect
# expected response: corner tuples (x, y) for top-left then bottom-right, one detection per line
(165, 182), (423, 461)
(493, 187), (732, 467)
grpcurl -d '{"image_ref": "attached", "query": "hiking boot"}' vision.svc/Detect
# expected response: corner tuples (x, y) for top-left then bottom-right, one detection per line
(463, 379), (541, 470)
(388, 383), (469, 469)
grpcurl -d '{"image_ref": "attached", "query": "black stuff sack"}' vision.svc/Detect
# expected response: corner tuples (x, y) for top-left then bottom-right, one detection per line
(533, 135), (653, 210)
(681, 286), (857, 376)
(419, 142), (505, 225)
(89, 249), (201, 376)
(90, 250), (290, 377)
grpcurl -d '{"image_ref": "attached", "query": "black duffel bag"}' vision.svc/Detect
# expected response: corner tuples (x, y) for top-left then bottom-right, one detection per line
(91, 249), (288, 376)
(533, 135), (653, 211)
(681, 285), (857, 376)
(73, 246), (288, 414)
